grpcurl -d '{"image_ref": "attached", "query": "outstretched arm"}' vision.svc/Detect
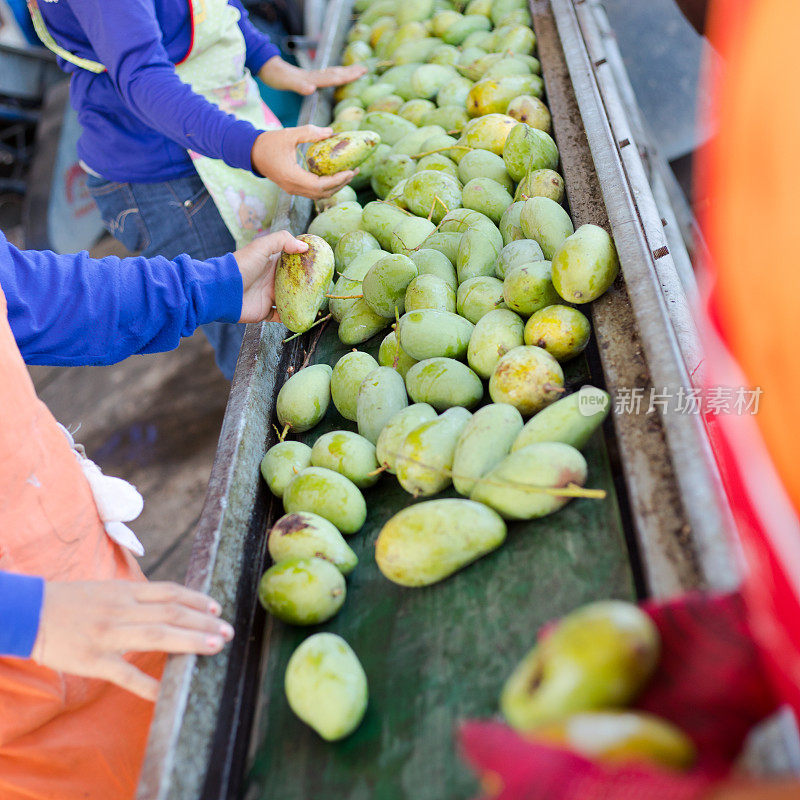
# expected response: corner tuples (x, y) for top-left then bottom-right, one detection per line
(0, 230), (306, 366)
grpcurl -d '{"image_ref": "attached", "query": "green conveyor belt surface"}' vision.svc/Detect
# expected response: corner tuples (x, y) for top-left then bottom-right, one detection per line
(247, 328), (635, 800)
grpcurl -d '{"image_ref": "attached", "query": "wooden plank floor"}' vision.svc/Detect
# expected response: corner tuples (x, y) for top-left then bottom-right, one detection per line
(28, 238), (230, 582)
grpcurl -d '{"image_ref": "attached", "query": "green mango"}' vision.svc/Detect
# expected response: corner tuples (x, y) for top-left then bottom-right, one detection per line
(461, 177), (514, 224)
(531, 712), (695, 770)
(467, 308), (525, 379)
(311, 430), (380, 489)
(334, 74), (373, 102)
(519, 196), (574, 258)
(397, 309), (474, 361)
(512, 386), (610, 452)
(357, 366), (409, 443)
(458, 51), (504, 81)
(331, 113), (362, 133)
(350, 142), (390, 190)
(370, 154), (414, 199)
(410, 248), (457, 290)
(452, 403), (523, 494)
(385, 179), (410, 209)
(403, 170), (463, 225)
(467, 76), (543, 117)
(334, 230), (380, 272)
(430, 44), (461, 66)
(461, 32), (493, 52)
(551, 224), (620, 304)
(420, 105), (470, 132)
(489, 345), (564, 415)
(338, 298), (390, 345)
(495, 23), (536, 54)
(442, 13), (491, 45)
(404, 274), (457, 313)
(457, 149), (514, 192)
(333, 98), (364, 116)
(307, 130), (380, 176)
(500, 600), (660, 730)
(398, 98), (437, 125)
(484, 56), (532, 79)
(471, 440), (586, 519)
(457, 226), (503, 283)
(268, 511), (358, 575)
(330, 350), (379, 421)
(462, 113), (517, 154)
(276, 364), (332, 433)
(389, 215), (437, 256)
(397, 0), (435, 25)
(466, 0), (492, 15)
(361, 200), (411, 249)
(384, 22), (429, 57)
(524, 304), (591, 362)
(396, 406), (472, 496)
(410, 64), (459, 99)
(391, 125), (447, 157)
(260, 440), (313, 497)
(503, 123), (560, 182)
(499, 201), (525, 245)
(275, 234), (335, 333)
(490, 0), (527, 26)
(392, 37), (441, 64)
(503, 260), (560, 315)
(496, 8), (530, 26)
(381, 63), (423, 101)
(415, 153), (460, 180)
(432, 9), (462, 36)
(362, 253), (418, 318)
(507, 94), (552, 132)
(376, 498), (506, 585)
(347, 21), (372, 42)
(283, 467), (367, 534)
(405, 357), (484, 410)
(259, 555), (345, 626)
(421, 230), (462, 264)
(329, 249), (385, 324)
(378, 329), (418, 378)
(367, 94), (404, 114)
(436, 75), (474, 107)
(285, 633), (368, 741)
(317, 185), (358, 214)
(495, 238), (545, 279)
(342, 40), (372, 65)
(440, 207), (498, 238)
(375, 403), (438, 473)
(361, 0), (396, 25)
(514, 168), (564, 203)
(361, 111), (416, 146)
(456, 275), (507, 323)
(307, 201), (363, 248)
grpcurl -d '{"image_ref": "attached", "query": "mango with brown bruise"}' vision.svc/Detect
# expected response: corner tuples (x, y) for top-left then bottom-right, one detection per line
(275, 234), (335, 334)
(267, 511), (358, 574)
(506, 95), (552, 132)
(306, 131), (381, 176)
(524, 304), (591, 362)
(514, 169), (564, 204)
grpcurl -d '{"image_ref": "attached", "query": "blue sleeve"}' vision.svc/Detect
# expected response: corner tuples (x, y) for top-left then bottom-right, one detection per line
(229, 0), (281, 74)
(0, 233), (243, 366)
(64, 0), (262, 172)
(0, 572), (44, 659)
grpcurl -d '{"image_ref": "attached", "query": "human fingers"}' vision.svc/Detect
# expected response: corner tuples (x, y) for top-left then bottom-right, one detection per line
(132, 581), (221, 615)
(122, 602), (234, 639)
(291, 124), (334, 144)
(95, 656), (162, 702)
(262, 229), (308, 255)
(101, 622), (229, 656)
(311, 64), (367, 87)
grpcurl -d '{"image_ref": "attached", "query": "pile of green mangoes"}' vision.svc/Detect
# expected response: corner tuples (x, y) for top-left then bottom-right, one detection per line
(263, 0), (628, 745)
(499, 600), (696, 770)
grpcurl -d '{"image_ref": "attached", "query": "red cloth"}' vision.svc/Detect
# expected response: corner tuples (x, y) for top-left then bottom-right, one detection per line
(460, 592), (777, 800)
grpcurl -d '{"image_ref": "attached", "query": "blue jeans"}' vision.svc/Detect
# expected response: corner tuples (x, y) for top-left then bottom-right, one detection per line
(87, 171), (246, 380)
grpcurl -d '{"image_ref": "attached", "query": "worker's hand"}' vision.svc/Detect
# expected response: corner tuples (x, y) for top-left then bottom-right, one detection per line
(30, 580), (233, 702)
(235, 230), (308, 323)
(258, 55), (367, 95)
(251, 126), (356, 199)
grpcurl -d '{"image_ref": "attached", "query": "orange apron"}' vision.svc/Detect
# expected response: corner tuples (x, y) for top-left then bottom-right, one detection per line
(699, 0), (800, 716)
(0, 286), (165, 800)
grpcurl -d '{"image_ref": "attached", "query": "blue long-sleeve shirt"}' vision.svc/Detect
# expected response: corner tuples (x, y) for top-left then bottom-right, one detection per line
(38, 0), (281, 183)
(0, 230), (242, 655)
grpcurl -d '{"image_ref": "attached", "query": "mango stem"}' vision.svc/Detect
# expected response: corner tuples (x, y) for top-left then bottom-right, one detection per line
(282, 313), (332, 343)
(410, 145), (470, 160)
(325, 293), (364, 300)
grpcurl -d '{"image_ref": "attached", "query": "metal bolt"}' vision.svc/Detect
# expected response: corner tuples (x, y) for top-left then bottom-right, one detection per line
(184, 199), (193, 209)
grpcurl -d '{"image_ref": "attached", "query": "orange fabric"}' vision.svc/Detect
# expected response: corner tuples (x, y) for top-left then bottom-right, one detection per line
(0, 286), (165, 800)
(699, 0), (800, 714)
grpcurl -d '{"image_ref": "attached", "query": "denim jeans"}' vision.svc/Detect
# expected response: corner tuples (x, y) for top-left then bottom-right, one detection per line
(87, 171), (246, 380)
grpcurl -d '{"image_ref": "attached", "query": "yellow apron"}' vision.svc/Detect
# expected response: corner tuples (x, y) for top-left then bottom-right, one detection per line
(29, 0), (282, 248)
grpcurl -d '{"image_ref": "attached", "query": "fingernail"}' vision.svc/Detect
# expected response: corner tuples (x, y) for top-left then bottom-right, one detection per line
(219, 622), (234, 640)
(208, 601), (221, 616)
(206, 635), (224, 651)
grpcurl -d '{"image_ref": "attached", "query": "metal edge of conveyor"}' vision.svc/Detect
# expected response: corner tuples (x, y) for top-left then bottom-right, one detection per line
(549, 0), (737, 593)
(136, 2), (351, 798)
